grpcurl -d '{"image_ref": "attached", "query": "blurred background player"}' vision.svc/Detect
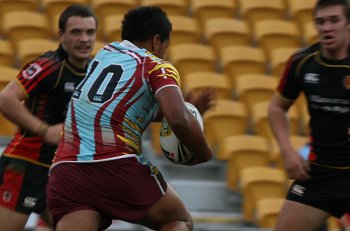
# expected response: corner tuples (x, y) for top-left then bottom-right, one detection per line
(0, 4), (97, 231)
(47, 6), (214, 231)
(268, 0), (350, 230)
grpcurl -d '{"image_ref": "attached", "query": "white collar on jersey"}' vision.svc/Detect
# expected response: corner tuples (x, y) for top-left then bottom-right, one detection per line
(120, 40), (138, 49)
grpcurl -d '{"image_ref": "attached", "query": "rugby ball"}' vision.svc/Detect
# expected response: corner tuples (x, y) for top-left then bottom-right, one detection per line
(159, 102), (204, 164)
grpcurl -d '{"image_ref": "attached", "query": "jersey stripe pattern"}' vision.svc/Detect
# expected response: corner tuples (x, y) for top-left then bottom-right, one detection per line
(2, 46), (87, 168)
(53, 41), (180, 163)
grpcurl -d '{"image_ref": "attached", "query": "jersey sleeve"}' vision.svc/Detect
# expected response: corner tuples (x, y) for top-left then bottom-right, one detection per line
(277, 52), (304, 101)
(16, 57), (61, 98)
(147, 61), (181, 96)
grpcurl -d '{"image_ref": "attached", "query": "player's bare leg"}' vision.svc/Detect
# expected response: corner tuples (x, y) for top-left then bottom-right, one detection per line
(274, 200), (330, 231)
(0, 206), (29, 231)
(55, 210), (100, 231)
(138, 184), (193, 231)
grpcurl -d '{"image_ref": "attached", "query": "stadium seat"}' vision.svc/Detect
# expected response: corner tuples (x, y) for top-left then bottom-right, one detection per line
(0, 0), (40, 36)
(17, 39), (58, 68)
(238, 0), (286, 30)
(269, 47), (298, 77)
(251, 101), (301, 148)
(235, 74), (278, 114)
(203, 99), (248, 153)
(140, 0), (188, 16)
(0, 65), (19, 136)
(219, 45), (267, 89)
(92, 40), (106, 57)
(203, 18), (251, 55)
(90, 0), (138, 40)
(287, 0), (316, 34)
(168, 15), (201, 46)
(168, 44), (216, 80)
(190, 0), (236, 30)
(256, 197), (285, 228)
(0, 39), (15, 67)
(302, 21), (318, 46)
(3, 11), (50, 51)
(240, 166), (288, 221)
(183, 72), (232, 100)
(42, 0), (89, 39)
(0, 66), (17, 91)
(254, 19), (301, 59)
(223, 135), (272, 190)
(103, 14), (123, 42)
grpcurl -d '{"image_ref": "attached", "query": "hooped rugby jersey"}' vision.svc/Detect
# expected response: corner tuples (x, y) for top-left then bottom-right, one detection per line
(2, 45), (88, 167)
(53, 40), (181, 163)
(278, 43), (350, 166)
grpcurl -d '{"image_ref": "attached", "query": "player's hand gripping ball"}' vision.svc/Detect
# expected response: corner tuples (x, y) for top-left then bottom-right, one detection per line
(159, 102), (204, 164)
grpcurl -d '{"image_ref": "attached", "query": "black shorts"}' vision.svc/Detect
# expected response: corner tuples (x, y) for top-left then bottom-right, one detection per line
(0, 155), (49, 214)
(287, 162), (350, 218)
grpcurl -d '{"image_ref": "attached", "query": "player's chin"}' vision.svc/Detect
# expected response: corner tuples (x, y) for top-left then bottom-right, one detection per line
(76, 51), (91, 60)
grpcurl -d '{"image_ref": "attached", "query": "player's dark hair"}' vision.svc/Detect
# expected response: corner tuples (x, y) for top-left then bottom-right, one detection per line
(59, 4), (98, 32)
(314, 0), (350, 22)
(121, 6), (172, 43)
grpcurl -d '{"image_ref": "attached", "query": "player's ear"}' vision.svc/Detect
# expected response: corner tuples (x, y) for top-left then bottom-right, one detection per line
(152, 34), (161, 52)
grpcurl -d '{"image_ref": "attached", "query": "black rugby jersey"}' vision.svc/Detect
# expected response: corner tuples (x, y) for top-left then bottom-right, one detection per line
(3, 45), (88, 167)
(278, 42), (350, 167)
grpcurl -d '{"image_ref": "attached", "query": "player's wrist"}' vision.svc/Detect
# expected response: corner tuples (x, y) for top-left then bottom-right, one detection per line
(36, 122), (49, 137)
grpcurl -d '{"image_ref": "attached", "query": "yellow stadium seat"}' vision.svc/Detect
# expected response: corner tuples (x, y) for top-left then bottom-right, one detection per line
(0, 40), (15, 67)
(235, 74), (278, 114)
(256, 197), (285, 228)
(0, 66), (17, 90)
(183, 71), (232, 100)
(302, 21), (318, 46)
(287, 0), (316, 34)
(190, 0), (236, 30)
(254, 19), (301, 59)
(91, 40), (106, 57)
(240, 166), (288, 221)
(203, 99), (248, 154)
(219, 45), (267, 89)
(3, 11), (49, 51)
(269, 47), (298, 77)
(168, 43), (216, 80)
(140, 0), (188, 16)
(0, 0), (40, 35)
(203, 18), (251, 55)
(17, 39), (58, 68)
(168, 15), (201, 46)
(0, 66), (19, 136)
(90, 0), (138, 40)
(224, 135), (272, 190)
(42, 0), (89, 38)
(238, 0), (286, 30)
(103, 14), (123, 42)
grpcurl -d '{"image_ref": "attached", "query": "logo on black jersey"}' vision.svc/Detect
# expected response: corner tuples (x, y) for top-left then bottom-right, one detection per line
(64, 82), (76, 92)
(22, 63), (42, 79)
(304, 73), (320, 84)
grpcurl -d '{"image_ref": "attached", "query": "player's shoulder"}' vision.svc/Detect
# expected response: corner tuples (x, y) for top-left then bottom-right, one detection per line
(289, 42), (320, 64)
